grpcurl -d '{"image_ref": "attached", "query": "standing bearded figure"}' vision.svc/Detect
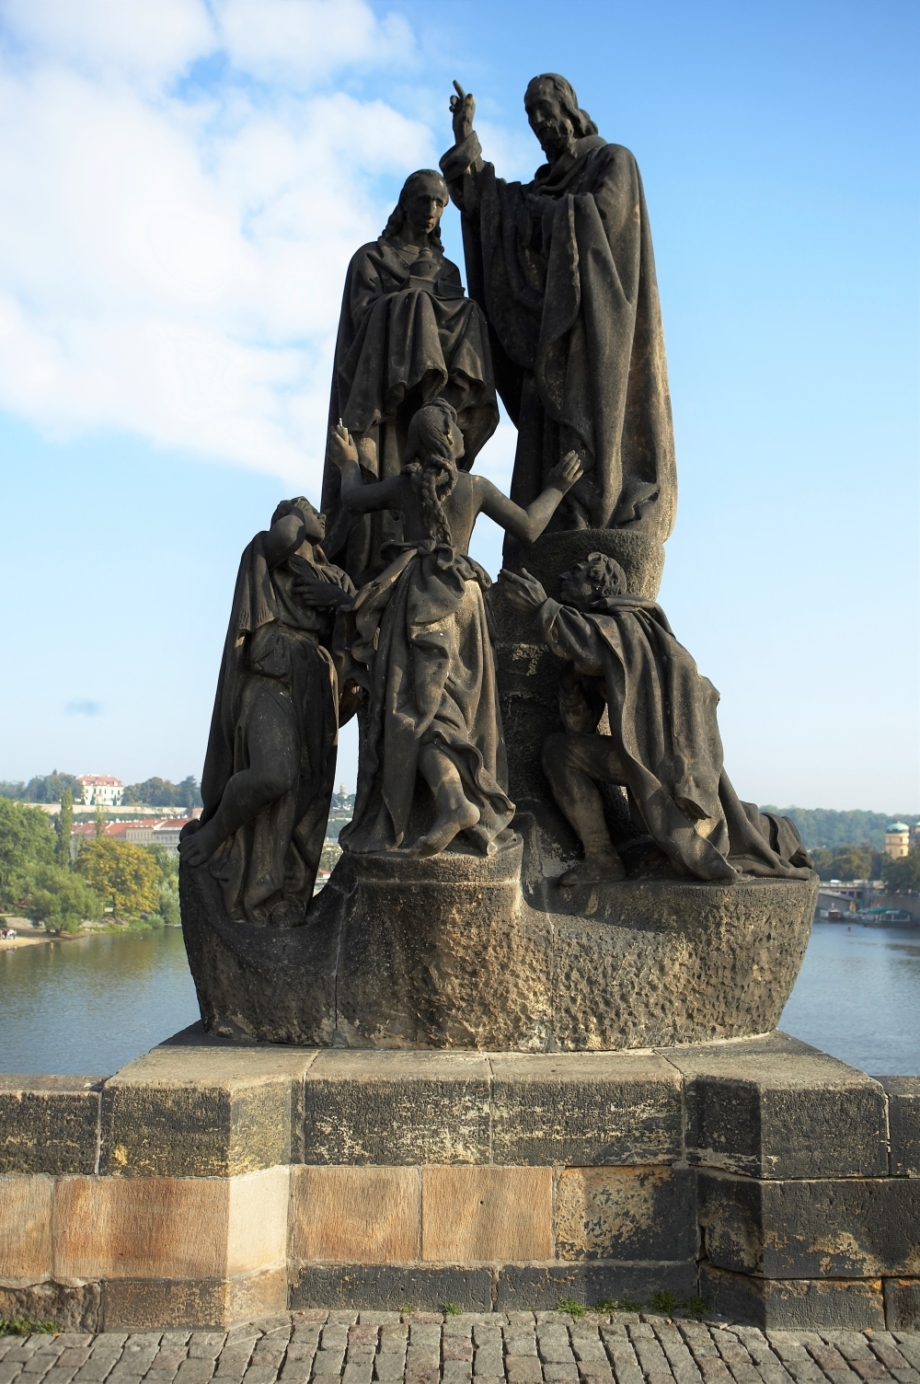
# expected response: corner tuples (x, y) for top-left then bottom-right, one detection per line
(441, 75), (676, 546)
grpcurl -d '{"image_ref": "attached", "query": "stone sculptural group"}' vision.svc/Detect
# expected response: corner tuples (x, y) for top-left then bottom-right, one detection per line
(179, 74), (816, 1051)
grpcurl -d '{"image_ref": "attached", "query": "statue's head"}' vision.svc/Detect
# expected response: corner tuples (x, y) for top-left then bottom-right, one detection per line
(383, 170), (449, 248)
(524, 74), (598, 162)
(272, 496), (325, 543)
(559, 552), (627, 610)
(403, 398), (464, 545)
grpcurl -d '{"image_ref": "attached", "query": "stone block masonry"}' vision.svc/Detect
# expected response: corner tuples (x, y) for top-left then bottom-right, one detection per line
(0, 1028), (917, 1333)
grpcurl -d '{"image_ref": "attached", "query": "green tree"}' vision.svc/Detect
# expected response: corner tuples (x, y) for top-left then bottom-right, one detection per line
(882, 850), (920, 894)
(0, 799), (56, 907)
(22, 866), (103, 934)
(75, 839), (161, 916)
(57, 789), (74, 868)
(22, 771), (82, 804)
(123, 776), (202, 808)
(94, 806), (107, 839)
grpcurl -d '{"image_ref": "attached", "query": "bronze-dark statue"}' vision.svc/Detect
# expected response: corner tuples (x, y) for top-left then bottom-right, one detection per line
(441, 75), (676, 545)
(501, 557), (812, 886)
(178, 73), (818, 1053)
(322, 169), (499, 585)
(179, 499), (356, 924)
(328, 399), (582, 858)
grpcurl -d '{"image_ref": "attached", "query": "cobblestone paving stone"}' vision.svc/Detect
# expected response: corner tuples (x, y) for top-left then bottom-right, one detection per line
(0, 1319), (917, 1384)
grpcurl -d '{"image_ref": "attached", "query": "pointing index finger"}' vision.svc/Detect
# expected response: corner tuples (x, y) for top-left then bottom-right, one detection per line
(452, 79), (467, 100)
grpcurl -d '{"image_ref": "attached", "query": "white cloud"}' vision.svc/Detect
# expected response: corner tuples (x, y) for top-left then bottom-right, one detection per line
(0, 0), (435, 487)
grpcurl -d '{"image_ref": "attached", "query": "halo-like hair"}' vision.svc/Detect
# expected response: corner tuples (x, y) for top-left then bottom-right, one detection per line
(524, 73), (598, 138)
(382, 170), (448, 249)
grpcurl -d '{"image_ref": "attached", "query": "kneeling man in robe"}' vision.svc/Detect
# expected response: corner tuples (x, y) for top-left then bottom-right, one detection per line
(500, 556), (812, 887)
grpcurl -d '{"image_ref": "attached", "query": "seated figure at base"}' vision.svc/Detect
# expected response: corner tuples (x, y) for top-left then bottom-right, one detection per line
(179, 499), (356, 925)
(501, 555), (812, 886)
(330, 399), (583, 858)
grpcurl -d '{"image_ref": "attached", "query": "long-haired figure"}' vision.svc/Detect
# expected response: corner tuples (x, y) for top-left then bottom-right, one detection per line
(322, 169), (499, 586)
(328, 399), (583, 858)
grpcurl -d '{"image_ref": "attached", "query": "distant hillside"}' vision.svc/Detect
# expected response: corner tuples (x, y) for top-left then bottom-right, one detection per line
(761, 807), (920, 851)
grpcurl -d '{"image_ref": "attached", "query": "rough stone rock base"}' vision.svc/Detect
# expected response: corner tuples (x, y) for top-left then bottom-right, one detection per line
(1, 1031), (917, 1330)
(180, 846), (818, 1050)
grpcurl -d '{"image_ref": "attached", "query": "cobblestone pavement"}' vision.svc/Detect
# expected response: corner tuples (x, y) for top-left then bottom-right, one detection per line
(1, 1313), (919, 1384)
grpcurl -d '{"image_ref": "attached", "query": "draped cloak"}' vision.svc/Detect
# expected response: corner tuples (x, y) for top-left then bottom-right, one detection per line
(535, 596), (813, 882)
(321, 237), (499, 582)
(339, 541), (514, 855)
(197, 536), (354, 925)
(441, 132), (676, 541)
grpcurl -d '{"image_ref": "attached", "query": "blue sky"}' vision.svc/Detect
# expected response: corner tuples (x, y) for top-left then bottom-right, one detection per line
(0, 0), (917, 810)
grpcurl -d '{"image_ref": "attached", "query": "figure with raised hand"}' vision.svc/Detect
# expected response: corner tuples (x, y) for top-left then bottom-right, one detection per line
(179, 499), (357, 925)
(442, 76), (675, 547)
(322, 169), (499, 586)
(329, 399), (583, 858)
(500, 556), (813, 886)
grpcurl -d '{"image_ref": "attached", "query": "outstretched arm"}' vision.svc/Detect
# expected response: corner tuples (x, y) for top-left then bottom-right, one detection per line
(329, 422), (402, 514)
(476, 452), (584, 544)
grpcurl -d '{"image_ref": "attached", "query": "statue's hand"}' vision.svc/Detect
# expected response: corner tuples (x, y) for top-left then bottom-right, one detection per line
(500, 567), (548, 612)
(546, 450), (586, 492)
(329, 420), (359, 469)
(293, 576), (352, 610)
(450, 80), (475, 143)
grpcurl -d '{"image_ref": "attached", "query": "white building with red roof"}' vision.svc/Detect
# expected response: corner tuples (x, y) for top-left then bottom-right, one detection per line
(77, 775), (124, 807)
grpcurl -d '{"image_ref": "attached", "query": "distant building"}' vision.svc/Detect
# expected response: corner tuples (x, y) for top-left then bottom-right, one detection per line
(885, 822), (911, 859)
(149, 819), (198, 853)
(77, 775), (124, 807)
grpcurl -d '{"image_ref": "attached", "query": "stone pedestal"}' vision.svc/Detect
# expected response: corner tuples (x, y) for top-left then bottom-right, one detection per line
(2, 1031), (917, 1331)
(181, 845), (817, 1051)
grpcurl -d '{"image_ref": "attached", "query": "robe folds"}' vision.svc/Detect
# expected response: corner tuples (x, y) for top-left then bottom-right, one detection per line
(322, 237), (499, 578)
(340, 541), (514, 855)
(441, 132), (676, 539)
(198, 536), (353, 925)
(535, 596), (813, 883)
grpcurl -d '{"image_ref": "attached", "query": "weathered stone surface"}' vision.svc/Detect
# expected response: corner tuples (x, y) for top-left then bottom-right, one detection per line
(877, 1076), (920, 1176)
(666, 1032), (889, 1178)
(421, 1167), (553, 1262)
(698, 1263), (885, 1330)
(0, 1076), (103, 1175)
(289, 1267), (494, 1313)
(102, 1271), (286, 1332)
(183, 775), (815, 1054)
(554, 1167), (697, 1262)
(53, 1167), (288, 1282)
(335, 839), (554, 1051)
(0, 1173), (54, 1281)
(101, 1035), (316, 1178)
(698, 1171), (920, 1277)
(301, 1052), (490, 1164)
(0, 1280), (101, 1332)
(494, 1263), (698, 1312)
(490, 1054), (681, 1165)
(544, 879), (816, 1051)
(883, 1277), (920, 1330)
(179, 860), (339, 1046)
(289, 1167), (420, 1264)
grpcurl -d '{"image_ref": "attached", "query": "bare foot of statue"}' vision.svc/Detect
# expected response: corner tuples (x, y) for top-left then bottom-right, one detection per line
(558, 852), (626, 887)
(412, 800), (480, 858)
(178, 820), (223, 868)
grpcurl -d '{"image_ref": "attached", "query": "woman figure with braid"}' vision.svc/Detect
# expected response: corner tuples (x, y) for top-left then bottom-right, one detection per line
(328, 399), (583, 858)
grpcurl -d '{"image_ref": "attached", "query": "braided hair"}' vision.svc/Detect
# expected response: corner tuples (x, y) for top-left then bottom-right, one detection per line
(382, 170), (447, 251)
(524, 74), (598, 138)
(402, 399), (460, 545)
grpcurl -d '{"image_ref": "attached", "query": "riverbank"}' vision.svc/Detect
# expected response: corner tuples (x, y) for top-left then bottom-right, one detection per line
(0, 918), (176, 949)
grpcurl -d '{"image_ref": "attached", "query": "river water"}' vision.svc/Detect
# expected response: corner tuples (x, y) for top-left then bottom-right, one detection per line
(0, 920), (917, 1076)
